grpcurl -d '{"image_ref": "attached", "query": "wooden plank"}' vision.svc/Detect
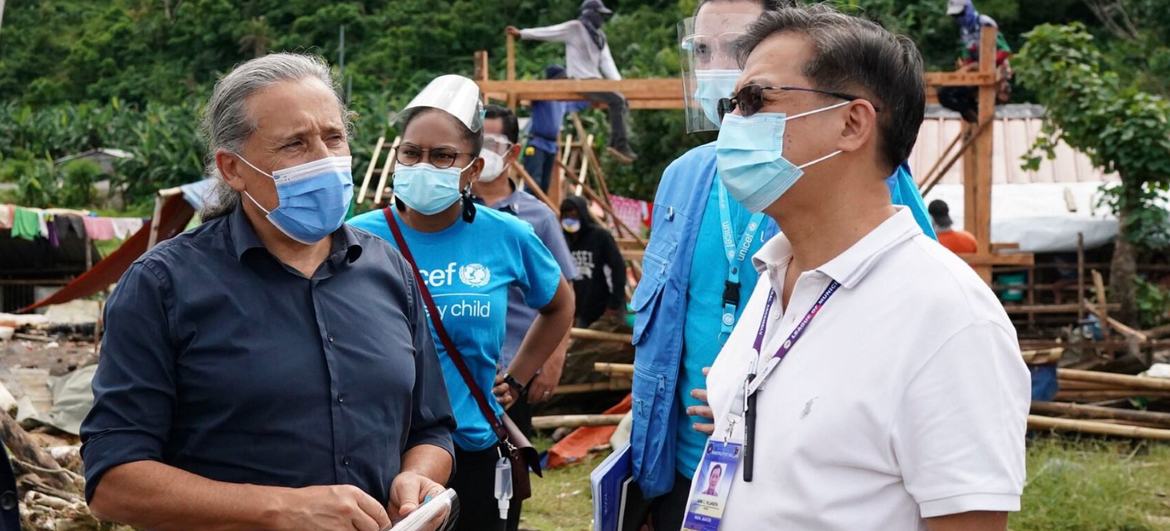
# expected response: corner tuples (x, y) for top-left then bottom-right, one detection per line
(957, 253), (1034, 267)
(473, 50), (490, 82)
(1085, 302), (1148, 342)
(477, 79), (682, 101)
(505, 34), (515, 82)
(924, 71), (997, 87)
(1092, 269), (1109, 341)
(972, 26), (998, 284)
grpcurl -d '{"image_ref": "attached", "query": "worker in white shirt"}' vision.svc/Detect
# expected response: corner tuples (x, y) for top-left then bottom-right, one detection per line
(683, 4), (1030, 531)
(507, 0), (637, 163)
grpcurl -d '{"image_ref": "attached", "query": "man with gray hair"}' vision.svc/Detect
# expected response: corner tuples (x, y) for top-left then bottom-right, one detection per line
(81, 53), (456, 531)
(695, 4), (1029, 530)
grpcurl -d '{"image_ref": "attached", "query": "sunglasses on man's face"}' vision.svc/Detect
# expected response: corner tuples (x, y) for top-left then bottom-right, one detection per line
(716, 84), (877, 122)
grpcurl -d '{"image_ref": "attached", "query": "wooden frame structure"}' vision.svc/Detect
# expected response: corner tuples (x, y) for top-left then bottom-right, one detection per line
(470, 27), (1029, 283)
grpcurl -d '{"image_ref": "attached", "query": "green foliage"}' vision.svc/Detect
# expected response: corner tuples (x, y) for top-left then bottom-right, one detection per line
(59, 160), (105, 207)
(1134, 277), (1170, 329)
(1015, 23), (1170, 242)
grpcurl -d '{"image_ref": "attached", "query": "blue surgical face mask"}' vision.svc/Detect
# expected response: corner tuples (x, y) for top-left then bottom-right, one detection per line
(562, 217), (581, 233)
(693, 69), (741, 126)
(393, 162), (470, 215)
(714, 101), (849, 213)
(238, 155), (354, 244)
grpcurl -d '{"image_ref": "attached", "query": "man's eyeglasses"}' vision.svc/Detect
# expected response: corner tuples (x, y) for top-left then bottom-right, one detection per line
(484, 134), (513, 156)
(716, 85), (878, 122)
(396, 144), (474, 169)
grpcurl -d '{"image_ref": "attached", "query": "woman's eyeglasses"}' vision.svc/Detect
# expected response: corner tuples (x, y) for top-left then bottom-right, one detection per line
(716, 85), (877, 122)
(396, 144), (474, 169)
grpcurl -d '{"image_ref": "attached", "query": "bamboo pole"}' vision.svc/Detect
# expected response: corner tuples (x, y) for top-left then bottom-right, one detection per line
(372, 137), (401, 205)
(594, 362), (635, 376)
(511, 160), (559, 212)
(1056, 380), (1124, 391)
(576, 134), (593, 196)
(553, 380), (632, 395)
(1058, 368), (1170, 391)
(1031, 401), (1170, 428)
(571, 328), (633, 343)
(1028, 414), (1170, 441)
(532, 414), (625, 430)
(357, 136), (385, 204)
(1053, 390), (1170, 401)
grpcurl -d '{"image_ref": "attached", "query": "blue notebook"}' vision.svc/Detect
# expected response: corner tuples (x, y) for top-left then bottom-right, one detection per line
(591, 444), (632, 531)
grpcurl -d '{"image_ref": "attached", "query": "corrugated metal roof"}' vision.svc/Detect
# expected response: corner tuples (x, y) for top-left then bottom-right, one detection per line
(907, 105), (1120, 186)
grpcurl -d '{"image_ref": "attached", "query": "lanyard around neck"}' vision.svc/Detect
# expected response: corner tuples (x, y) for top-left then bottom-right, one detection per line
(746, 279), (841, 397)
(717, 179), (765, 339)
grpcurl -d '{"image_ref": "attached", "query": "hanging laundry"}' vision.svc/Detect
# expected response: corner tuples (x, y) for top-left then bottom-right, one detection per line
(82, 217), (116, 241)
(11, 207), (40, 241)
(37, 211), (50, 239)
(46, 220), (59, 247)
(110, 218), (145, 240)
(54, 214), (87, 240)
(0, 205), (12, 230)
(607, 194), (651, 235)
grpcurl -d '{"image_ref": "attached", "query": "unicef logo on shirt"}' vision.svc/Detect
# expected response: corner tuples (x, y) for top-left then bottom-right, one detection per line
(459, 263), (492, 287)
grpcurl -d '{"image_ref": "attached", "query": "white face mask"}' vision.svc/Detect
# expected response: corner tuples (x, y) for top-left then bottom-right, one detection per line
(478, 150), (506, 183)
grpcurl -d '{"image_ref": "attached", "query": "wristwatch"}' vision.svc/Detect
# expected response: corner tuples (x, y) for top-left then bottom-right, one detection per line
(503, 373), (527, 399)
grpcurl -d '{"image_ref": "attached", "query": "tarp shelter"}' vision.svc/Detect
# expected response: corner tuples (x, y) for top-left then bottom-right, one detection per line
(907, 105), (1169, 253)
(18, 179), (216, 312)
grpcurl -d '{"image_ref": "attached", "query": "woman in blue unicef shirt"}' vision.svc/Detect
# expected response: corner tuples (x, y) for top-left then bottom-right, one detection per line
(349, 75), (575, 531)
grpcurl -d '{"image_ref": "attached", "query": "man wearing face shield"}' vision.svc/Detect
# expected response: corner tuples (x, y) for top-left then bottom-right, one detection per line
(625, 1), (938, 528)
(698, 5), (1028, 528)
(349, 75), (575, 531)
(507, 0), (638, 162)
(81, 53), (455, 531)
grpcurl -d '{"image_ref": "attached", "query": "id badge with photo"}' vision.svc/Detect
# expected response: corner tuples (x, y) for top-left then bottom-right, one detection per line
(680, 439), (743, 531)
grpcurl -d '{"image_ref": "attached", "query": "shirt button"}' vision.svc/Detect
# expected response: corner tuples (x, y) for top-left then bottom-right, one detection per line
(0, 490), (15, 511)
(342, 457), (351, 466)
(338, 394), (345, 404)
(328, 335), (335, 343)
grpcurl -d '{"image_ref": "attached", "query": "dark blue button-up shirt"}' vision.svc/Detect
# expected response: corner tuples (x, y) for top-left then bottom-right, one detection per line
(81, 206), (455, 505)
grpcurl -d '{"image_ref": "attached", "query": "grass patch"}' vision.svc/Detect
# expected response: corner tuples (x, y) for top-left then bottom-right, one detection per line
(1013, 438), (1170, 530)
(519, 437), (1170, 530)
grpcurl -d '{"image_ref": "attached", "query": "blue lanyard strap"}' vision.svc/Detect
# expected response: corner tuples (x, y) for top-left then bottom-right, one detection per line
(717, 180), (764, 338)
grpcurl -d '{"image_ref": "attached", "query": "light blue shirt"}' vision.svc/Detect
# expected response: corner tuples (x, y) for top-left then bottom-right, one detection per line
(349, 205), (562, 451)
(676, 182), (766, 479)
(490, 187), (579, 367)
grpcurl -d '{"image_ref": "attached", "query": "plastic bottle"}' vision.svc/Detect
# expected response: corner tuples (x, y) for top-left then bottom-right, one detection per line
(494, 457), (513, 520)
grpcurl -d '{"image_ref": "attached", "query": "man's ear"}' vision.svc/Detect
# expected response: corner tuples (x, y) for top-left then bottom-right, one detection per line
(506, 144), (522, 165)
(215, 151), (248, 192)
(837, 99), (878, 155)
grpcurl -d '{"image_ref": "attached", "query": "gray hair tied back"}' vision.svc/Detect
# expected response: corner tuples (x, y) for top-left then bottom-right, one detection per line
(199, 53), (348, 220)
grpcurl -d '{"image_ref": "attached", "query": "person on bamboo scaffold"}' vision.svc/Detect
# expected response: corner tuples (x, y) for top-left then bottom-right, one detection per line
(507, 0), (638, 163)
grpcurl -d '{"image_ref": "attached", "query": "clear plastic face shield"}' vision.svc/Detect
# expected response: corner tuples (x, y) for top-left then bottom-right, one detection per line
(400, 74), (485, 133)
(679, 9), (760, 133)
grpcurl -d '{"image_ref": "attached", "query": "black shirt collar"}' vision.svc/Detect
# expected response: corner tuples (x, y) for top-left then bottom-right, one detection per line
(227, 205), (362, 264)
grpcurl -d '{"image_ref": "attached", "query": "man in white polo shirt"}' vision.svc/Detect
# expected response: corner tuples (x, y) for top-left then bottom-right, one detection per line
(690, 4), (1030, 530)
